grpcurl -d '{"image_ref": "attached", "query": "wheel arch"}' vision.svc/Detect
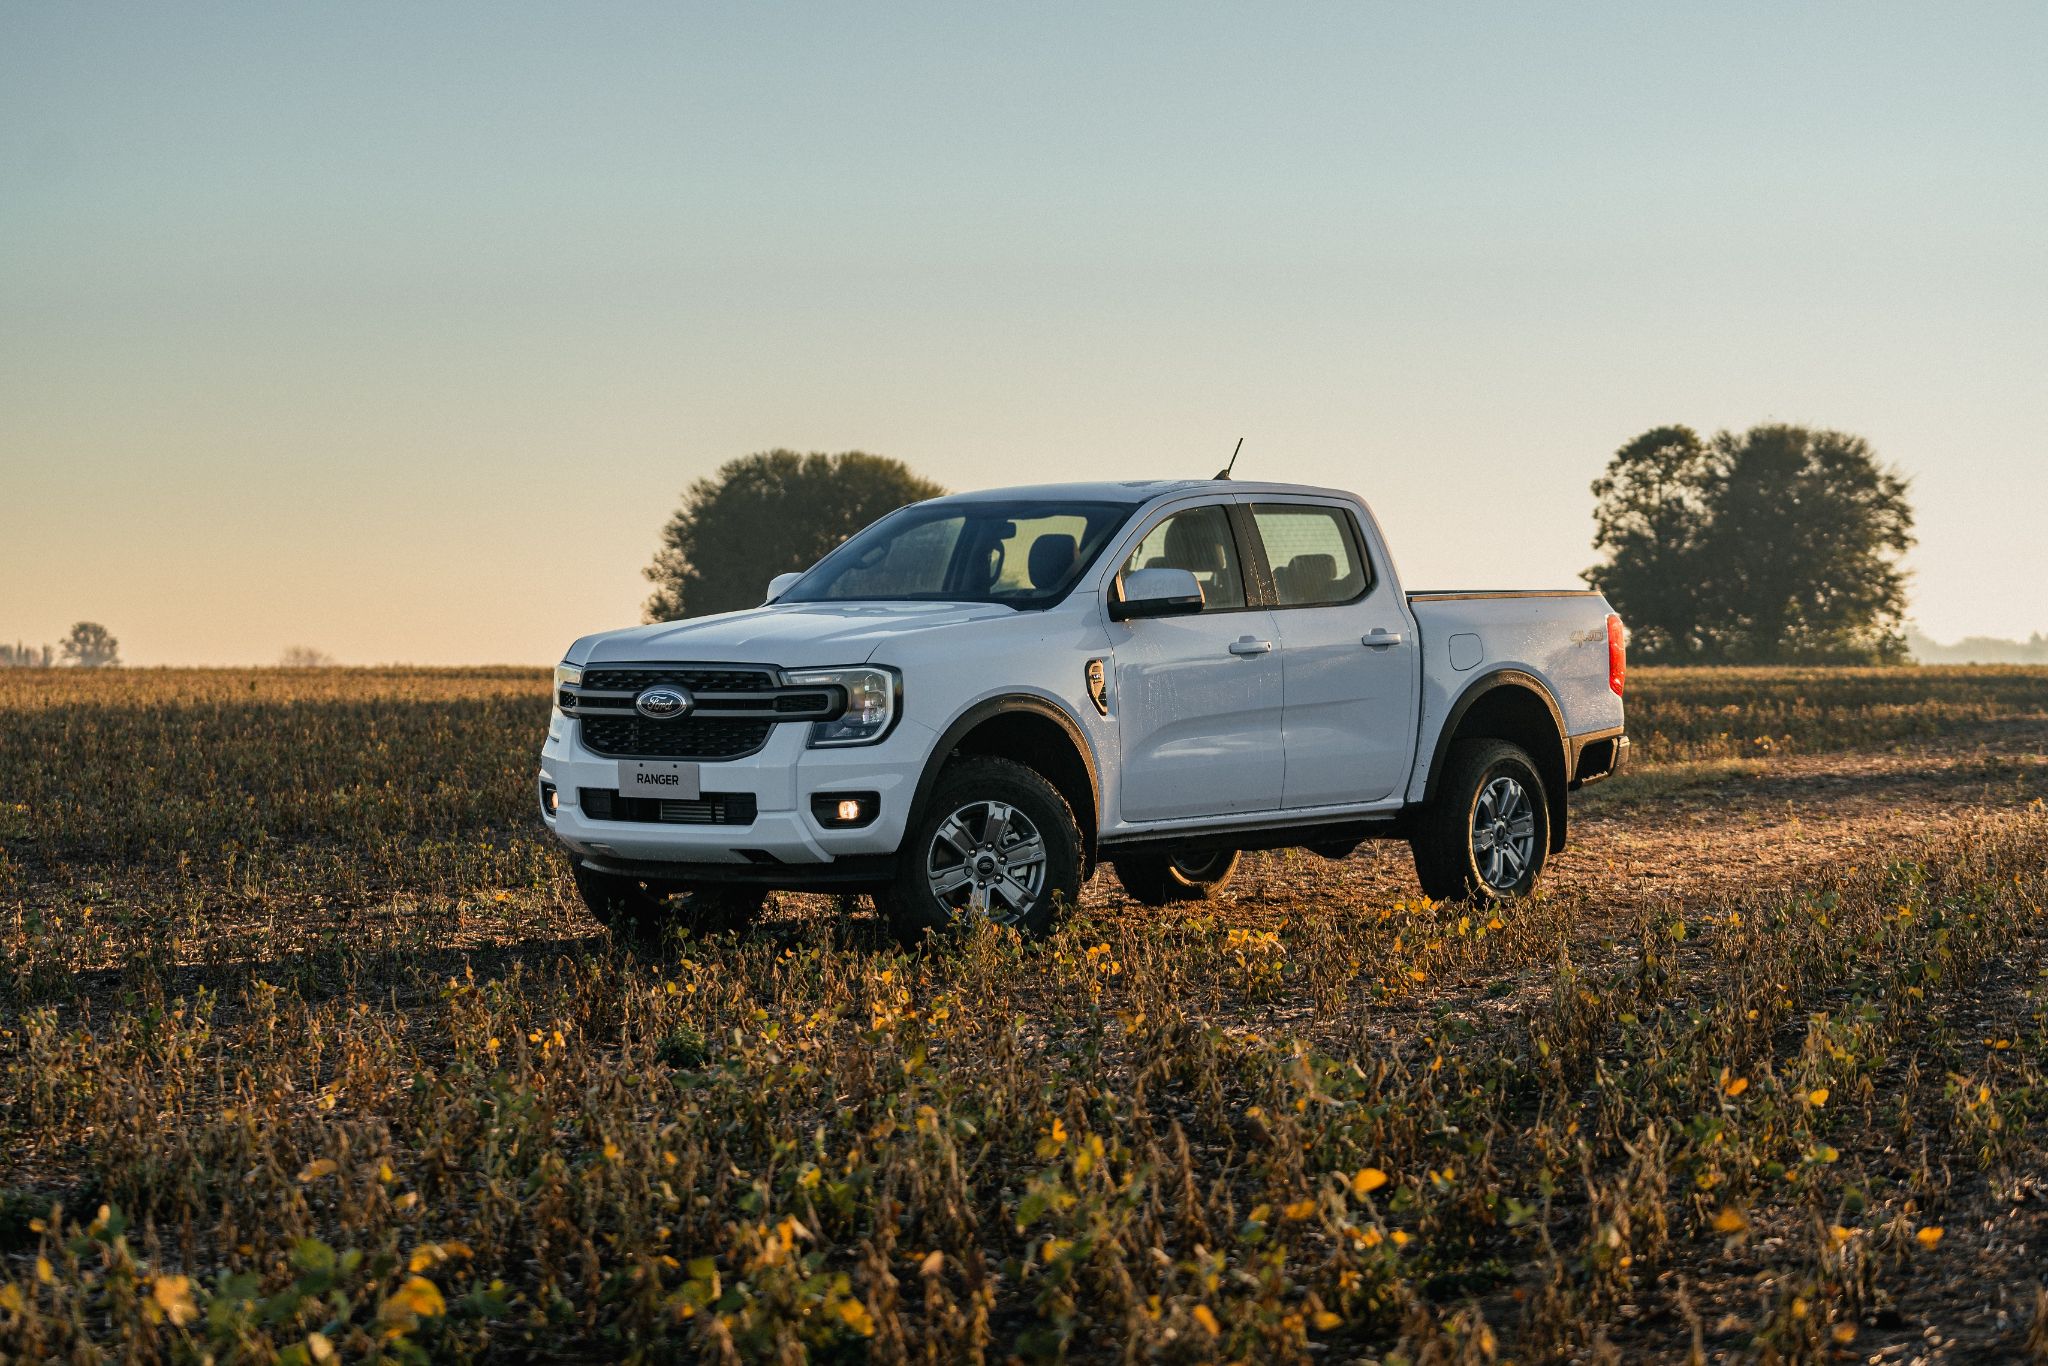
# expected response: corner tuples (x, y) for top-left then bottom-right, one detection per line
(1423, 669), (1571, 852)
(911, 695), (1103, 866)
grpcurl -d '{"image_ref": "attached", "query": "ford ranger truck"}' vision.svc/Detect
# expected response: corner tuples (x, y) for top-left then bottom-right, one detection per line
(539, 480), (1628, 941)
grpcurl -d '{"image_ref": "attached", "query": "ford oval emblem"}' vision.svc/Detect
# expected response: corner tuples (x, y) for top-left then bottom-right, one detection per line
(634, 685), (693, 720)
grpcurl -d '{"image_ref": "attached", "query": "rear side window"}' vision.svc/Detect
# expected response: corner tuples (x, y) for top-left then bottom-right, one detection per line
(1120, 504), (1247, 611)
(1250, 504), (1369, 607)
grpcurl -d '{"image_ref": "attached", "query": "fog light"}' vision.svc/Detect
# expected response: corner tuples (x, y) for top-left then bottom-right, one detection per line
(811, 791), (880, 828)
(540, 780), (559, 819)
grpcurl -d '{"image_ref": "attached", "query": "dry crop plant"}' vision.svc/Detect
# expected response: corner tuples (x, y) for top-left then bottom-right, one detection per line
(0, 667), (2045, 1361)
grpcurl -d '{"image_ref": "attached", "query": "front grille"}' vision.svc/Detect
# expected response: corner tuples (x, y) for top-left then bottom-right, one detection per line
(564, 662), (839, 760)
(584, 667), (775, 694)
(580, 715), (778, 760)
(579, 788), (759, 826)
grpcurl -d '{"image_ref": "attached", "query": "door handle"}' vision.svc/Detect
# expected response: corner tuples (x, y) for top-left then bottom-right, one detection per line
(1228, 637), (1273, 656)
(1362, 629), (1404, 648)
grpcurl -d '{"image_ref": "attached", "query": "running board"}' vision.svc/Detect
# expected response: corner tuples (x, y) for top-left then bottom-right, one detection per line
(1098, 812), (1405, 860)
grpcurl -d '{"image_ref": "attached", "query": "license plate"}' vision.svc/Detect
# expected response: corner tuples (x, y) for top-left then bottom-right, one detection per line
(618, 761), (700, 800)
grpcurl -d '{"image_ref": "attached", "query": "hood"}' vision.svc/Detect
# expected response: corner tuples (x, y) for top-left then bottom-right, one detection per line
(569, 601), (1020, 666)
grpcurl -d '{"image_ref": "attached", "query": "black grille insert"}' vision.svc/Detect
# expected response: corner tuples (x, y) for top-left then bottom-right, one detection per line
(579, 788), (759, 826)
(579, 715), (777, 760)
(584, 667), (775, 694)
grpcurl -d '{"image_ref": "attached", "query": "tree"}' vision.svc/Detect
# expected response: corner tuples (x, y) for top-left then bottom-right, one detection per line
(1585, 423), (1914, 664)
(60, 621), (121, 668)
(1584, 426), (1717, 661)
(645, 451), (946, 621)
(279, 646), (336, 667)
(1, 642), (56, 668)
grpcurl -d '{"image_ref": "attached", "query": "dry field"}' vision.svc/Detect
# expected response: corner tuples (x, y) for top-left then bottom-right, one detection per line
(3, 665), (2047, 1363)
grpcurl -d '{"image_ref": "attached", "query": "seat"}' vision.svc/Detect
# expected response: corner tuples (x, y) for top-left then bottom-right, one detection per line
(1027, 533), (1078, 590)
(1283, 553), (1339, 605)
(1155, 513), (1243, 608)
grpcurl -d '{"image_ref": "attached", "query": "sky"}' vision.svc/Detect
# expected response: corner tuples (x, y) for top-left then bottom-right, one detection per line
(3, 2), (2043, 665)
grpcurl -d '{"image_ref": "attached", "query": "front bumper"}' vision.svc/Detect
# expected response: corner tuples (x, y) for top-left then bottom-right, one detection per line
(536, 711), (936, 868)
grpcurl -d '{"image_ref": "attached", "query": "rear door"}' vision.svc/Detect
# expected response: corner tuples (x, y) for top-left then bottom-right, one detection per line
(1243, 499), (1418, 807)
(1109, 501), (1285, 822)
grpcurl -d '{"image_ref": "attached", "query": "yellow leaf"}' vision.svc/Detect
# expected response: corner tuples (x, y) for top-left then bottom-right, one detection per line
(1313, 1310), (1342, 1331)
(35, 1256), (53, 1284)
(1713, 1208), (1749, 1235)
(1350, 1167), (1390, 1196)
(835, 1296), (877, 1337)
(297, 1158), (338, 1183)
(919, 1250), (945, 1278)
(1049, 1118), (1067, 1145)
(1831, 1322), (1856, 1345)
(1916, 1226), (1944, 1248)
(1192, 1304), (1221, 1336)
(152, 1275), (199, 1327)
(1283, 1199), (1318, 1221)
(1723, 1076), (1749, 1097)
(0, 1285), (24, 1314)
(307, 1331), (336, 1361)
(1390, 1229), (1411, 1247)
(1807, 1088), (1830, 1107)
(383, 1276), (446, 1321)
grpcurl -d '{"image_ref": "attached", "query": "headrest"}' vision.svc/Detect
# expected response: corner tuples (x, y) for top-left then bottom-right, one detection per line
(1027, 533), (1078, 590)
(1162, 516), (1224, 574)
(1288, 553), (1339, 598)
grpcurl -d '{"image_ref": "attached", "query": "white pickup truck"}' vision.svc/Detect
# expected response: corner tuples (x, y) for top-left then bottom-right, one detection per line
(540, 480), (1628, 941)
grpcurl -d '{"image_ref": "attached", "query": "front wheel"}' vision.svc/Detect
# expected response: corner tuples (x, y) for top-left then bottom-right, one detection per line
(571, 863), (766, 939)
(1111, 849), (1241, 906)
(1410, 739), (1550, 903)
(881, 756), (1082, 945)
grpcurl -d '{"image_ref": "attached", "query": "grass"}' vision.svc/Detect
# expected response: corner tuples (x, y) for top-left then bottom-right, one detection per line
(2, 665), (2046, 1361)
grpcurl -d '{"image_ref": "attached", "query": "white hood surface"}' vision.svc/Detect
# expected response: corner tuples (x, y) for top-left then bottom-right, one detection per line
(570, 601), (1020, 667)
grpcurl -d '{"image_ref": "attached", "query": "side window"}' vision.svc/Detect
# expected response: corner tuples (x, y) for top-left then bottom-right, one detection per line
(1251, 504), (1369, 608)
(1120, 504), (1247, 611)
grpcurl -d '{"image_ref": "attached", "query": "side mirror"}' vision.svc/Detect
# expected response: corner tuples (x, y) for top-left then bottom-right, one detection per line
(1109, 567), (1205, 621)
(765, 572), (803, 603)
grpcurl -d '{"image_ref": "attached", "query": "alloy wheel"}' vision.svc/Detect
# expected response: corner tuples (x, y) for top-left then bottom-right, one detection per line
(925, 799), (1049, 924)
(1471, 775), (1538, 891)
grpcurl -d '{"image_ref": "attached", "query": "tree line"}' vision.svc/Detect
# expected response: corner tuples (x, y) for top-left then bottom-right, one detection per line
(1, 622), (120, 669)
(645, 424), (1919, 666)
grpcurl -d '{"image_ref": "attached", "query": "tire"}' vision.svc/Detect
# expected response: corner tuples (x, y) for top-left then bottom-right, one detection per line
(881, 756), (1083, 945)
(571, 863), (766, 939)
(1411, 739), (1550, 903)
(1111, 849), (1241, 906)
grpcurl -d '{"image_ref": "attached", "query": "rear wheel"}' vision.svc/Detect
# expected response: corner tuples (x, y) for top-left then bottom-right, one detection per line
(571, 863), (766, 939)
(1411, 739), (1549, 903)
(881, 756), (1082, 945)
(1111, 849), (1241, 906)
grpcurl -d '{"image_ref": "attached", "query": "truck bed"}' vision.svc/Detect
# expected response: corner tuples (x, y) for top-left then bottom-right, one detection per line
(1400, 588), (1624, 804)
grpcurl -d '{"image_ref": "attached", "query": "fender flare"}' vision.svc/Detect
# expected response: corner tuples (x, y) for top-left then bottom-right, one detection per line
(1421, 668), (1571, 851)
(908, 693), (1104, 837)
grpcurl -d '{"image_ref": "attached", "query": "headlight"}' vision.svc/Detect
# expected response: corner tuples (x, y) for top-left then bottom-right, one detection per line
(554, 663), (582, 714)
(783, 665), (899, 747)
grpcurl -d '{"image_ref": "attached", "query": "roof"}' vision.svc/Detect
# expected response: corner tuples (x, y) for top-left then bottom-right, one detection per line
(928, 478), (1356, 506)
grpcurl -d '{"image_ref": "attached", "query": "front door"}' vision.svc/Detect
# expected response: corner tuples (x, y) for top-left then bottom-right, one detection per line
(1111, 502), (1286, 822)
(1247, 501), (1418, 807)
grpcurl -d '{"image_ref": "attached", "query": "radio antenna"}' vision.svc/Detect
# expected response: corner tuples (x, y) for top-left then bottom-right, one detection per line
(1215, 436), (1244, 481)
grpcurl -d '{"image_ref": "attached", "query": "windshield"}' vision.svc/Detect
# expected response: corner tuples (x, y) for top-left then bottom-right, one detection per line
(779, 499), (1135, 608)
